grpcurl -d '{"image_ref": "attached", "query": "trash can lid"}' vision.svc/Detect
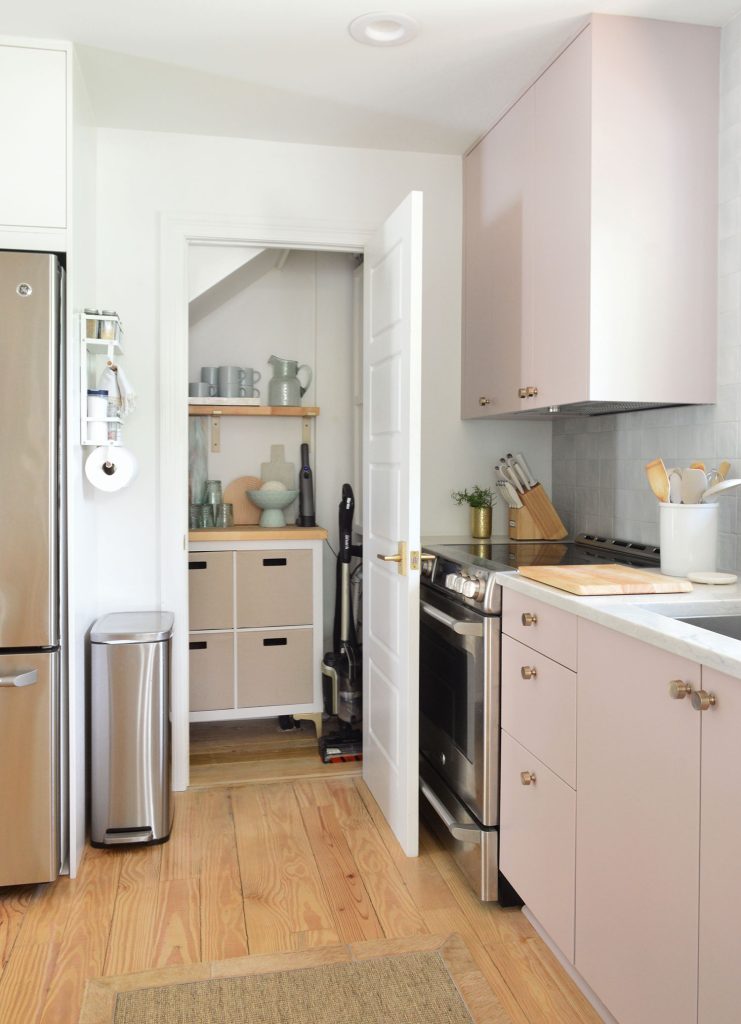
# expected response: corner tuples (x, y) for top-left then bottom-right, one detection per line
(91, 611), (174, 644)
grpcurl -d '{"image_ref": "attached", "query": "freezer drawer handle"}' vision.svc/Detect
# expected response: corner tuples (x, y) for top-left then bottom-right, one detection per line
(189, 641), (208, 650)
(189, 561), (207, 570)
(263, 558), (287, 567)
(263, 637), (288, 647)
(0, 669), (38, 688)
(419, 779), (482, 844)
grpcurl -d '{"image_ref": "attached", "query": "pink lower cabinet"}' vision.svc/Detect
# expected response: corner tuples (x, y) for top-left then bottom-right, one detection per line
(189, 632), (234, 711)
(237, 629), (313, 708)
(500, 730), (576, 959)
(698, 667), (741, 1024)
(576, 620), (701, 1024)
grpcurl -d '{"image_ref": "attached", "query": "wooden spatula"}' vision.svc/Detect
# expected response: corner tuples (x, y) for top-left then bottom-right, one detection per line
(645, 458), (670, 502)
(718, 460), (731, 481)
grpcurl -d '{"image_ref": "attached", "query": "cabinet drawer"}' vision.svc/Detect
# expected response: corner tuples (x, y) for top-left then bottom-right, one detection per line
(502, 591), (577, 670)
(236, 550), (312, 627)
(189, 632), (234, 711)
(502, 635), (576, 787)
(237, 628), (313, 708)
(500, 730), (575, 962)
(188, 552), (234, 631)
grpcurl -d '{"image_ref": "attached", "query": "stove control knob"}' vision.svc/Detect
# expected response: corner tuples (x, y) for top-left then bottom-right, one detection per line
(444, 573), (458, 590)
(452, 575), (465, 593)
(461, 577), (484, 600)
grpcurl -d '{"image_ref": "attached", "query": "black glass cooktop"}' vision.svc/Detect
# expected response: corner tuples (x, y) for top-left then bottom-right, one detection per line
(425, 534), (660, 573)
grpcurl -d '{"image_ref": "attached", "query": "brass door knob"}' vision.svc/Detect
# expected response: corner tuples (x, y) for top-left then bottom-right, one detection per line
(521, 612), (538, 626)
(521, 665), (537, 680)
(669, 680), (693, 700)
(520, 771), (537, 786)
(518, 387), (528, 399)
(526, 386), (539, 399)
(691, 689), (717, 712)
(479, 396), (491, 406)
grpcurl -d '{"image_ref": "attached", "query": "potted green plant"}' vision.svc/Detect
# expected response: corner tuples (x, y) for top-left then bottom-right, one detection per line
(451, 485), (497, 539)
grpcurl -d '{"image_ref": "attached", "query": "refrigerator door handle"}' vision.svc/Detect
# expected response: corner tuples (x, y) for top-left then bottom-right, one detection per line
(0, 669), (39, 688)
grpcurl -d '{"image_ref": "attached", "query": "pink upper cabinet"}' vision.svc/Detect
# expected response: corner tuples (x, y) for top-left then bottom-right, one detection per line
(461, 15), (719, 418)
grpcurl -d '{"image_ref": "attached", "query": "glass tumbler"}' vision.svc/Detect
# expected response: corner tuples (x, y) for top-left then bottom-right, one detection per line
(197, 504), (215, 528)
(189, 504), (201, 529)
(214, 503), (234, 528)
(204, 480), (222, 506)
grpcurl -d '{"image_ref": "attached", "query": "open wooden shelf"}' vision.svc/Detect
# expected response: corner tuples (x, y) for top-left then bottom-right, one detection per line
(188, 404), (319, 417)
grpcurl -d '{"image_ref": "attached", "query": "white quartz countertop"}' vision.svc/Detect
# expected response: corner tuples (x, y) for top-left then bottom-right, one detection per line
(496, 571), (741, 680)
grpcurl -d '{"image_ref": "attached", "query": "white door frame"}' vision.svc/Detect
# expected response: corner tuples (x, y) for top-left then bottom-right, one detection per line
(159, 213), (374, 791)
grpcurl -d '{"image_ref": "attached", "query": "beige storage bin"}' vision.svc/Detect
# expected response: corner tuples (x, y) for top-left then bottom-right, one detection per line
(236, 550), (312, 628)
(189, 632), (234, 711)
(188, 551), (234, 631)
(237, 628), (312, 708)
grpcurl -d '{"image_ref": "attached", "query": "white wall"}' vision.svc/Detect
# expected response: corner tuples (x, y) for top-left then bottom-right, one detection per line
(93, 127), (551, 614)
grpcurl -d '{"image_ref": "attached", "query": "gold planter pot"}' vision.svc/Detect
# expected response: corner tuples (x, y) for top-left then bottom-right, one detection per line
(470, 506), (492, 539)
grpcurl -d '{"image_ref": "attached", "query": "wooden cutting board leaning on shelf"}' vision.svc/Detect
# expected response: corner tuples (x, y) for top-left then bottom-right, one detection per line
(517, 564), (693, 596)
(223, 476), (262, 525)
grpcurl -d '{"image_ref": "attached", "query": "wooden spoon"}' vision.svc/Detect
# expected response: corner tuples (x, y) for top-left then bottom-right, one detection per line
(645, 458), (670, 502)
(718, 460), (731, 481)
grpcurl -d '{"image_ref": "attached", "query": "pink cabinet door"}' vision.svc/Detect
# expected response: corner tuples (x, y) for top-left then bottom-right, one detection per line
(576, 620), (700, 1024)
(530, 25), (591, 409)
(461, 88), (534, 418)
(500, 730), (575, 960)
(698, 667), (741, 1024)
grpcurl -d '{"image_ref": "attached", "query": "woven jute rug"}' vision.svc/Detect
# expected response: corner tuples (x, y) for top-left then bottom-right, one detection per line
(79, 934), (512, 1024)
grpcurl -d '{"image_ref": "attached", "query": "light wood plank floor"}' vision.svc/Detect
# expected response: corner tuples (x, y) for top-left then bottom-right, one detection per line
(0, 776), (601, 1024)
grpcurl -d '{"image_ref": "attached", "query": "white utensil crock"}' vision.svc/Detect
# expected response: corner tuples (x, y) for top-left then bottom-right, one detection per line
(659, 501), (718, 577)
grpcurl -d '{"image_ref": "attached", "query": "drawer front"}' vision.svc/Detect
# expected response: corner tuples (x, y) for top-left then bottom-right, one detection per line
(189, 632), (234, 711)
(237, 628), (313, 708)
(188, 551), (234, 631)
(502, 590), (577, 670)
(500, 730), (576, 962)
(501, 635), (576, 787)
(236, 550), (312, 627)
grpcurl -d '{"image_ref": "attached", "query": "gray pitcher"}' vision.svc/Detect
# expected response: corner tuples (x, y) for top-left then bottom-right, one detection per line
(267, 355), (313, 406)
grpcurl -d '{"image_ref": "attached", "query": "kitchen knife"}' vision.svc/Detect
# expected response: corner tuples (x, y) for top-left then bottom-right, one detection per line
(514, 452), (538, 488)
(498, 458), (523, 493)
(496, 480), (515, 507)
(498, 479), (523, 508)
(506, 453), (530, 492)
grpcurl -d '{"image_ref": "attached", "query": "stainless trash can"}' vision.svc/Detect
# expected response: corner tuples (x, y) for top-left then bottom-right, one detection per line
(90, 611), (174, 847)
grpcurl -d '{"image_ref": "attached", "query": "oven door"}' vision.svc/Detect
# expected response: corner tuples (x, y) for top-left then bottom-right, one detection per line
(419, 586), (500, 826)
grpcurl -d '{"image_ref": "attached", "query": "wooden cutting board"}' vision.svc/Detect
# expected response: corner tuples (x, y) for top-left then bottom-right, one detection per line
(517, 563), (693, 595)
(223, 475), (262, 525)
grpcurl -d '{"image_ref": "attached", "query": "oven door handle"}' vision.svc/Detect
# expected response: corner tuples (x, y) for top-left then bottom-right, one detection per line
(420, 779), (482, 845)
(420, 601), (483, 637)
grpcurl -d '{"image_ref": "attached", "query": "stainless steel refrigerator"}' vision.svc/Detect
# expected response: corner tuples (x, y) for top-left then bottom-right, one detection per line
(0, 250), (62, 885)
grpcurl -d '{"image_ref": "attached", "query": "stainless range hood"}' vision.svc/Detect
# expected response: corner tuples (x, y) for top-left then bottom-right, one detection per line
(525, 400), (694, 418)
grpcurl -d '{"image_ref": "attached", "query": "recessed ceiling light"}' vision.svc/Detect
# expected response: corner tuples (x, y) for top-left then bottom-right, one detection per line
(348, 12), (418, 47)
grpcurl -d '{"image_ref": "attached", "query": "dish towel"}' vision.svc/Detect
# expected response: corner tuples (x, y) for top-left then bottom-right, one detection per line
(98, 362), (137, 418)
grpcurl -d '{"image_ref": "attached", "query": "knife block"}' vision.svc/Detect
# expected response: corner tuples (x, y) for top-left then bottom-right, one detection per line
(508, 486), (568, 541)
(508, 506), (546, 541)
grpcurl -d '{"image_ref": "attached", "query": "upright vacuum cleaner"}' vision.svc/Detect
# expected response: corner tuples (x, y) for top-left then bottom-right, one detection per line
(319, 484), (363, 762)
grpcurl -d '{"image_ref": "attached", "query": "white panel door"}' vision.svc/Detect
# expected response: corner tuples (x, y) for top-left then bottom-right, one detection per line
(362, 191), (423, 857)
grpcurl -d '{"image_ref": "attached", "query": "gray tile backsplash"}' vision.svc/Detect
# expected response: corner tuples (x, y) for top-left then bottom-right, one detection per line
(552, 15), (741, 572)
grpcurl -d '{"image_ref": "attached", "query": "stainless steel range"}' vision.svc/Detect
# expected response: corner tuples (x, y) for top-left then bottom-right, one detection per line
(418, 533), (659, 902)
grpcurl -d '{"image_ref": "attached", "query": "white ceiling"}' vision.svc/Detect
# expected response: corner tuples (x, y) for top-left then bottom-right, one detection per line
(6, 0), (741, 153)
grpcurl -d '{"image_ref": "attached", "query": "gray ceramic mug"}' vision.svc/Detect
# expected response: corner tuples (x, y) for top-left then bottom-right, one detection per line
(218, 365), (245, 395)
(200, 366), (218, 396)
(189, 382), (210, 397)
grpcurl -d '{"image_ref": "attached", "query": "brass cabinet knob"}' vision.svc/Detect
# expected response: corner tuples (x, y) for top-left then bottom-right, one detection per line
(520, 771), (537, 786)
(669, 680), (693, 700)
(691, 689), (717, 712)
(521, 665), (537, 680)
(521, 612), (538, 626)
(518, 387), (528, 399)
(526, 386), (539, 398)
(479, 396), (491, 406)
